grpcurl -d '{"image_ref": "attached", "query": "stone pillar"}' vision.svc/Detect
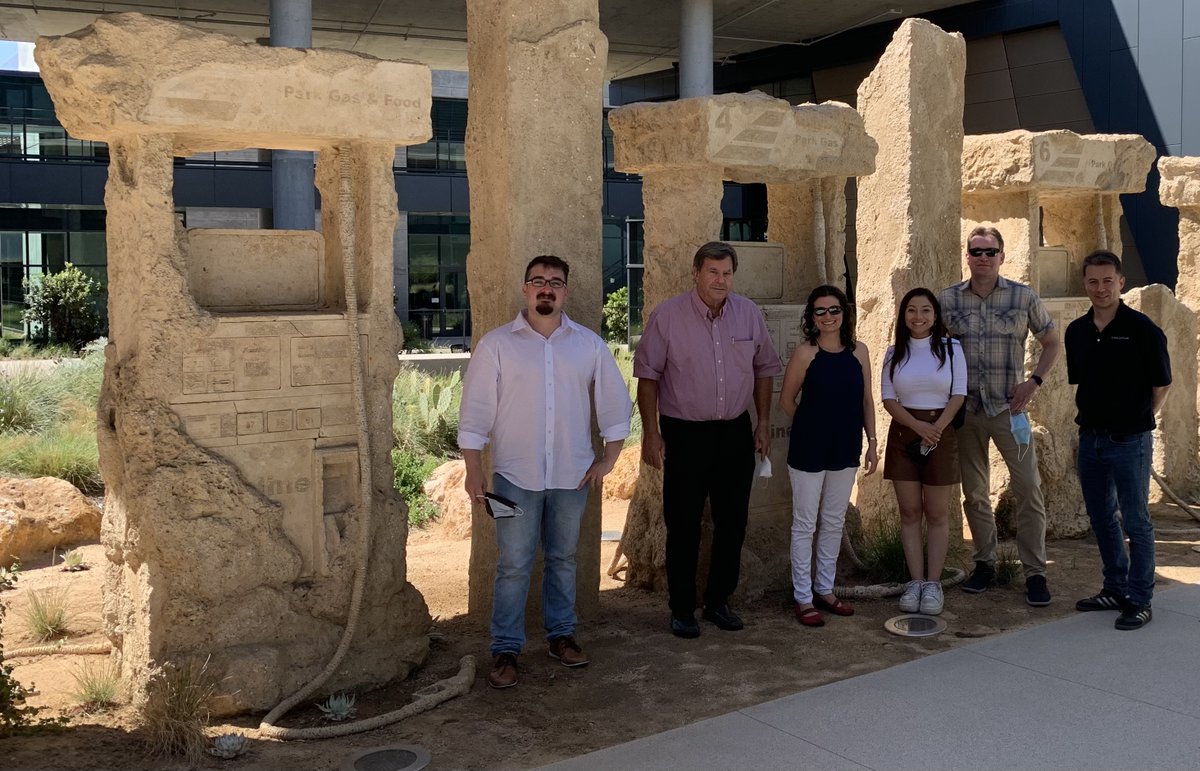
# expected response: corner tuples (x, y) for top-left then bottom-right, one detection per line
(641, 168), (724, 314)
(270, 0), (316, 230)
(1125, 285), (1200, 499)
(1158, 156), (1200, 448)
(854, 18), (965, 532)
(767, 182), (820, 299)
(464, 0), (608, 621)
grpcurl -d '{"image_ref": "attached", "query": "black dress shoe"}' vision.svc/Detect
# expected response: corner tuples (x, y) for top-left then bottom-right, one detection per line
(702, 604), (744, 631)
(670, 614), (700, 639)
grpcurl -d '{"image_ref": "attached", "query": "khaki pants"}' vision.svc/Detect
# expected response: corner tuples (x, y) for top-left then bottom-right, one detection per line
(957, 408), (1047, 577)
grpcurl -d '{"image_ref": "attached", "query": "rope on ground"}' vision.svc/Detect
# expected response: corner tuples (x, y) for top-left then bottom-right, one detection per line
(2, 641), (112, 661)
(834, 567), (966, 600)
(253, 655), (476, 741)
(1151, 469), (1200, 524)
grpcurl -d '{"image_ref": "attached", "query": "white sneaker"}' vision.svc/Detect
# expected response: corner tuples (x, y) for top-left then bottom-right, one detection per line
(899, 580), (922, 613)
(920, 581), (945, 615)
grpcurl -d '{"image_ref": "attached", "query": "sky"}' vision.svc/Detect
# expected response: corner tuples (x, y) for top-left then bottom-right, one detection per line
(0, 41), (38, 72)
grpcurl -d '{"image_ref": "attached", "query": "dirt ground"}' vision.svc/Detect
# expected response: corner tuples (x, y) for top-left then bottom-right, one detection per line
(4, 499), (1200, 771)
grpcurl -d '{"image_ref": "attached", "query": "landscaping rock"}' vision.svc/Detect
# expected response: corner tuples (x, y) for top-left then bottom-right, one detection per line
(603, 443), (641, 501)
(0, 476), (101, 567)
(424, 460), (471, 539)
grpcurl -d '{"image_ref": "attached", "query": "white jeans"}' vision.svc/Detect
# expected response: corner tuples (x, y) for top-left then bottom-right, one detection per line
(788, 466), (857, 604)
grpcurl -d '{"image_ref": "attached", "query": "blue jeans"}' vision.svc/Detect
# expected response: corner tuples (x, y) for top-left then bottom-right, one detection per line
(490, 473), (589, 656)
(1077, 430), (1156, 606)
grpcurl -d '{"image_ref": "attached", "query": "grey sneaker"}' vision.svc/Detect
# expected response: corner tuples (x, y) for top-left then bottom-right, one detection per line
(919, 581), (945, 615)
(899, 580), (923, 613)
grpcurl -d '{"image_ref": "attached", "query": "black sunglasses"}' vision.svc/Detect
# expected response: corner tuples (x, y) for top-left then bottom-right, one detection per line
(968, 247), (1001, 257)
(812, 306), (843, 317)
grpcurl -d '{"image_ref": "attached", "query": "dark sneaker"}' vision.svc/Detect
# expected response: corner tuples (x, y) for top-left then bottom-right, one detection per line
(1115, 604), (1152, 631)
(1075, 588), (1128, 612)
(1025, 575), (1051, 607)
(548, 635), (590, 667)
(702, 604), (744, 631)
(961, 561), (996, 594)
(671, 614), (701, 639)
(487, 652), (518, 689)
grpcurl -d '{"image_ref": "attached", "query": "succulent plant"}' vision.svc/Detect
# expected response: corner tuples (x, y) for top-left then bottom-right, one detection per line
(316, 692), (357, 721)
(60, 548), (89, 572)
(207, 732), (248, 759)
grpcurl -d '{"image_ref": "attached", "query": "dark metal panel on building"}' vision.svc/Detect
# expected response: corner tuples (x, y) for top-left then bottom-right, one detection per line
(0, 161), (14, 203)
(604, 179), (644, 219)
(80, 165), (107, 203)
(173, 167), (216, 207)
(10, 162), (83, 204)
(396, 172), (455, 212)
(1184, 37), (1200, 154)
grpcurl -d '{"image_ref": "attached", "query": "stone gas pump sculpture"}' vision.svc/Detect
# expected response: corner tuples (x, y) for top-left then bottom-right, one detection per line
(960, 129), (1155, 536)
(608, 91), (876, 599)
(36, 14), (433, 713)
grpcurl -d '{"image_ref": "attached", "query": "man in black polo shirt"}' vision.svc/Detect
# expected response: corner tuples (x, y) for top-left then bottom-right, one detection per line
(1066, 250), (1171, 631)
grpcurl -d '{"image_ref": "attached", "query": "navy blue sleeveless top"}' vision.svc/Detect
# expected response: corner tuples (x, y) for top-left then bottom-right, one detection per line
(787, 345), (864, 472)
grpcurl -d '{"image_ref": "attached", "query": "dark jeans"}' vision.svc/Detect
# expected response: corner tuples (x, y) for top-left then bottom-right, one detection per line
(1077, 429), (1156, 606)
(661, 411), (754, 617)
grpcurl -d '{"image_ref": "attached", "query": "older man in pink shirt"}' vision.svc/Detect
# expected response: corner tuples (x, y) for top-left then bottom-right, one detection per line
(634, 241), (782, 639)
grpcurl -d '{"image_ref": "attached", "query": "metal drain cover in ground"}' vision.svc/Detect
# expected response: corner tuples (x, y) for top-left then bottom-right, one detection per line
(341, 745), (431, 771)
(883, 614), (947, 638)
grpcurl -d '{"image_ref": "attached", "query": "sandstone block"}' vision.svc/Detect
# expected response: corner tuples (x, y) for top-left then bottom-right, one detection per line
(0, 477), (101, 567)
(609, 92), (876, 182)
(963, 130), (1154, 194)
(35, 13), (431, 152)
(1158, 156), (1200, 208)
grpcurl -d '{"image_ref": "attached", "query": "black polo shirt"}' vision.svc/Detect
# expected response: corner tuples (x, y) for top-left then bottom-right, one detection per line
(1065, 301), (1171, 433)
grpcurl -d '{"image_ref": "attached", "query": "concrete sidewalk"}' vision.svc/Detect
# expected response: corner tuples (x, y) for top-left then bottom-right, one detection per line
(542, 583), (1200, 771)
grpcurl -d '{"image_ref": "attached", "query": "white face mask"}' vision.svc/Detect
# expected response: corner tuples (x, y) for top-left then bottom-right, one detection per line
(1011, 411), (1031, 461)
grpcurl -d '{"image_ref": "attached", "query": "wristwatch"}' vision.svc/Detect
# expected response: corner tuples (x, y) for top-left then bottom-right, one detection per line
(1030, 374), (1043, 387)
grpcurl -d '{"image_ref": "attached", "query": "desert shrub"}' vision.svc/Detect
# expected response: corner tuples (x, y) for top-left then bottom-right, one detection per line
(22, 264), (103, 350)
(857, 518), (909, 584)
(392, 448), (441, 528)
(1, 595), (68, 736)
(70, 659), (119, 711)
(0, 371), (58, 433)
(994, 543), (1022, 587)
(0, 428), (101, 493)
(141, 657), (215, 764)
(602, 286), (629, 343)
(23, 587), (72, 642)
(400, 320), (432, 353)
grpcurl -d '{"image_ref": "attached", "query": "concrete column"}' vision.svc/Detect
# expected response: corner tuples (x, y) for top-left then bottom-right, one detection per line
(679, 0), (713, 98)
(854, 18), (965, 533)
(270, 0), (315, 230)
(465, 0), (609, 622)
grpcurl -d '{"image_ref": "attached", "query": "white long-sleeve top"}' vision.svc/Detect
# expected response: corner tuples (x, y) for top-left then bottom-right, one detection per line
(457, 311), (632, 491)
(881, 336), (967, 409)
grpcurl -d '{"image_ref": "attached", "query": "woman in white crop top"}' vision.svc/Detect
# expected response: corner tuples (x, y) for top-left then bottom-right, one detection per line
(880, 288), (966, 617)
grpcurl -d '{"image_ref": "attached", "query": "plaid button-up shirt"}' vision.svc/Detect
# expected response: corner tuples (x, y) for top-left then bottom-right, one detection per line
(938, 277), (1055, 417)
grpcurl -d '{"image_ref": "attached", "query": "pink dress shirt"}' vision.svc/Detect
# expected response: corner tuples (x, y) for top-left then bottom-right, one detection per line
(633, 289), (781, 421)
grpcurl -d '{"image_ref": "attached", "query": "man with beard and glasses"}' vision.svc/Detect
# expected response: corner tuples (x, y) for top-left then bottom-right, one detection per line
(459, 255), (632, 689)
(634, 241), (782, 639)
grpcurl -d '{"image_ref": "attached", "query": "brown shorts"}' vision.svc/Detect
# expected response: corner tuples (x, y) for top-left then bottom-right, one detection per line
(882, 409), (960, 486)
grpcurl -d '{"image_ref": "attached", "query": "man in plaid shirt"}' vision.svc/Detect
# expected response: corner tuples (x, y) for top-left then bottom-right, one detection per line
(939, 226), (1062, 606)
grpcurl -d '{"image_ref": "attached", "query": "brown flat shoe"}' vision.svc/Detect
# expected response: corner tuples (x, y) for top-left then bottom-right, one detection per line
(813, 594), (855, 617)
(487, 652), (518, 689)
(548, 635), (590, 667)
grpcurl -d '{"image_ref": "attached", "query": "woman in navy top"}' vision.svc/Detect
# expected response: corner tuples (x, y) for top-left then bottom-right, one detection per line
(778, 285), (878, 627)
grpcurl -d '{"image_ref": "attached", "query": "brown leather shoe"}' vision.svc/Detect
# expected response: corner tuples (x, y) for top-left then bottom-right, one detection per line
(547, 635), (590, 667)
(487, 652), (518, 689)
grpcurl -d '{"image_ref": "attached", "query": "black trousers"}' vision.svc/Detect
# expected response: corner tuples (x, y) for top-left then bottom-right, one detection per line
(660, 411), (754, 617)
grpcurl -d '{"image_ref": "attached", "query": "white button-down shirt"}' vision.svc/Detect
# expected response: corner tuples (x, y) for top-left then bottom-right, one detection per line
(458, 311), (632, 491)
